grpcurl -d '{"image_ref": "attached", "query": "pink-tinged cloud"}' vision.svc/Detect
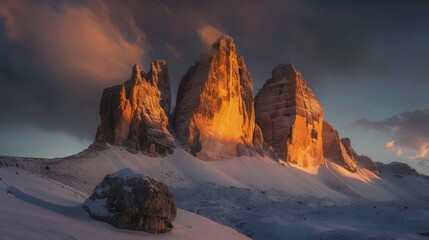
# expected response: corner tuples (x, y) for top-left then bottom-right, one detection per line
(197, 25), (224, 47)
(0, 1), (147, 86)
(409, 142), (429, 161)
(395, 148), (403, 157)
(355, 109), (429, 165)
(384, 141), (404, 157)
(384, 141), (395, 149)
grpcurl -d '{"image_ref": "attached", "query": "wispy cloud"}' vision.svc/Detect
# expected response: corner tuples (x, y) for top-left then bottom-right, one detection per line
(165, 42), (183, 60)
(197, 24), (224, 47)
(409, 142), (429, 161)
(395, 148), (403, 157)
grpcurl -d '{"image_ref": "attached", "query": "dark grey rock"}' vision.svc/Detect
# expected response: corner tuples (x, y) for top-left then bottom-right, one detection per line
(83, 169), (176, 234)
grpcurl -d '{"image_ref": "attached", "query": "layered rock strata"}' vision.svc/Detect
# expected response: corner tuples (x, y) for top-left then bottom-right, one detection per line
(254, 63), (324, 167)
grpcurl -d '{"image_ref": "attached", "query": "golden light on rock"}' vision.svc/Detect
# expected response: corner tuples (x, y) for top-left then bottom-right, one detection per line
(173, 35), (255, 160)
(255, 63), (324, 167)
(98, 62), (174, 156)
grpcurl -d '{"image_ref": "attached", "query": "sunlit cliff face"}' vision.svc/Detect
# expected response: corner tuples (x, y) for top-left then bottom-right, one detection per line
(173, 35), (255, 160)
(195, 38), (254, 142)
(286, 75), (324, 167)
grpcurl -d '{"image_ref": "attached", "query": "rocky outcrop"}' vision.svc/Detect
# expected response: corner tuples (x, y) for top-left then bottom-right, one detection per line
(146, 60), (172, 115)
(322, 121), (357, 172)
(172, 35), (255, 160)
(340, 138), (355, 159)
(321, 123), (379, 174)
(98, 63), (175, 156)
(254, 63), (324, 167)
(83, 169), (176, 234)
(341, 137), (379, 175)
(356, 155), (379, 175)
(252, 124), (264, 156)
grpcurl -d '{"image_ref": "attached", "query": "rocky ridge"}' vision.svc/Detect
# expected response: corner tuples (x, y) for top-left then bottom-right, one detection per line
(341, 138), (379, 175)
(321, 121), (379, 174)
(356, 155), (379, 175)
(93, 34), (380, 174)
(322, 121), (358, 172)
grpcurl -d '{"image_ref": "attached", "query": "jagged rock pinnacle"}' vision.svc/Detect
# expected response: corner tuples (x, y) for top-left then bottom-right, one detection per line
(98, 62), (174, 156)
(131, 64), (143, 82)
(322, 121), (358, 172)
(172, 35), (255, 160)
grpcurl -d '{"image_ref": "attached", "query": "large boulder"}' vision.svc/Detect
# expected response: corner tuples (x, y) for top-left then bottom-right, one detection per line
(172, 35), (255, 160)
(254, 63), (324, 167)
(322, 121), (357, 172)
(83, 169), (177, 234)
(98, 63), (175, 156)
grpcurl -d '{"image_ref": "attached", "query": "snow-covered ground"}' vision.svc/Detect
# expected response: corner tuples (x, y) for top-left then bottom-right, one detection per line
(0, 167), (249, 240)
(1, 146), (429, 239)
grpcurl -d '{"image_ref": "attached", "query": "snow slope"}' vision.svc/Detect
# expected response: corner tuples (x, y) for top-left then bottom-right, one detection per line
(0, 167), (249, 240)
(1, 146), (429, 239)
(2, 146), (428, 201)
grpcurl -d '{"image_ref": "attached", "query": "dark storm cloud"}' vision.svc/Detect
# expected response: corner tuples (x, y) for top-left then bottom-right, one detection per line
(354, 109), (429, 162)
(99, 0), (429, 93)
(0, 0), (147, 139)
(1, 0), (429, 141)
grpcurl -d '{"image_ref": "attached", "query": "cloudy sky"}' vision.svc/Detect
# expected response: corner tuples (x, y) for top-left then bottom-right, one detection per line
(0, 0), (428, 173)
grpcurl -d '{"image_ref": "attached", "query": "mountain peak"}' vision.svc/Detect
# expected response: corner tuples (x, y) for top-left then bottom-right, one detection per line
(271, 63), (300, 83)
(273, 63), (296, 71)
(255, 64), (324, 167)
(211, 34), (236, 53)
(172, 36), (255, 160)
(214, 34), (233, 44)
(98, 62), (174, 156)
(146, 60), (171, 114)
(131, 64), (143, 82)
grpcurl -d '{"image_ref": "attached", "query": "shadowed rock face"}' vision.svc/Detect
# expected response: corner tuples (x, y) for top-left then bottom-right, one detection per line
(255, 64), (324, 167)
(98, 63), (174, 156)
(356, 155), (379, 175)
(322, 122), (379, 174)
(172, 35), (255, 160)
(322, 121), (358, 173)
(83, 169), (176, 234)
(146, 60), (171, 115)
(376, 162), (419, 177)
(341, 137), (379, 175)
(253, 124), (264, 156)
